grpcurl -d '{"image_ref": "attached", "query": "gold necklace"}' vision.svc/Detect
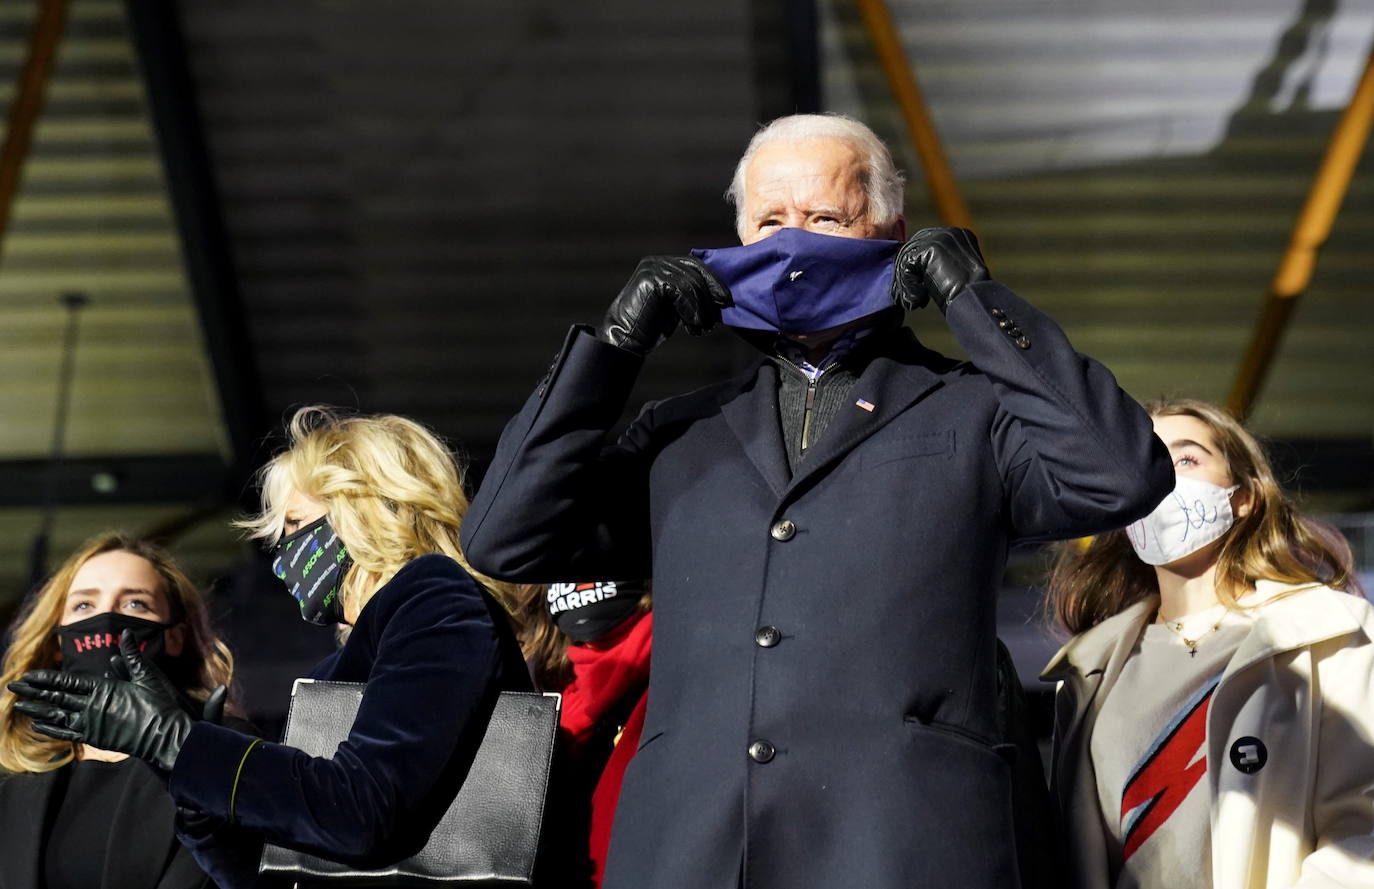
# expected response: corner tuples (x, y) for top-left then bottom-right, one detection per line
(1158, 611), (1225, 658)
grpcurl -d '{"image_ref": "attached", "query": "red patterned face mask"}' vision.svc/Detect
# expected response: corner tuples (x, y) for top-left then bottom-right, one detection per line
(57, 612), (170, 677)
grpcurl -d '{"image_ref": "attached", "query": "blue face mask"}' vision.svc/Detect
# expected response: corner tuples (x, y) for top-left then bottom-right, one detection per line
(692, 228), (900, 336)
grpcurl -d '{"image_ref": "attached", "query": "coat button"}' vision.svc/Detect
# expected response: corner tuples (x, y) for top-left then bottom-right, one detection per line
(1014, 335), (1031, 350)
(770, 520), (796, 541)
(990, 307), (1006, 319)
(748, 739), (776, 763)
(755, 626), (782, 647)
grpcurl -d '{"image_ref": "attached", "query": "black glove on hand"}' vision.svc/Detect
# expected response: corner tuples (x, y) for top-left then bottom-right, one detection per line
(9, 630), (195, 774)
(106, 650), (227, 724)
(597, 256), (732, 356)
(199, 684), (228, 725)
(891, 226), (990, 313)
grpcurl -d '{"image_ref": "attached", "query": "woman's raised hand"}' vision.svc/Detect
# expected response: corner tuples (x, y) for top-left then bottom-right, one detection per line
(8, 629), (196, 774)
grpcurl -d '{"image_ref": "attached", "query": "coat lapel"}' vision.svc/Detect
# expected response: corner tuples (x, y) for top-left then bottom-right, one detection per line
(1038, 599), (1156, 889)
(106, 759), (179, 889)
(1040, 599), (1156, 799)
(719, 359), (791, 498)
(1222, 582), (1364, 681)
(0, 768), (60, 889)
(783, 330), (945, 499)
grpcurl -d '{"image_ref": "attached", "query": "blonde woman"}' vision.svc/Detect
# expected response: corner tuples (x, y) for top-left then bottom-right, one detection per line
(0, 532), (235, 889)
(1042, 399), (1374, 889)
(10, 407), (532, 889)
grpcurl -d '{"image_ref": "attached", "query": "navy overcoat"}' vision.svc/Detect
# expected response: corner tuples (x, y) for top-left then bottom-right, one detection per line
(167, 555), (530, 889)
(462, 280), (1173, 889)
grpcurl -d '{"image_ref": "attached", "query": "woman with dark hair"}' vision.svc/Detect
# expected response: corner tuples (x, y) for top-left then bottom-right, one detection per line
(1043, 399), (1374, 889)
(521, 580), (652, 889)
(9, 407), (532, 888)
(0, 532), (236, 888)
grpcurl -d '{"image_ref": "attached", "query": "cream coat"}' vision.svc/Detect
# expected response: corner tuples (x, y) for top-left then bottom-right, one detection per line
(1042, 581), (1374, 889)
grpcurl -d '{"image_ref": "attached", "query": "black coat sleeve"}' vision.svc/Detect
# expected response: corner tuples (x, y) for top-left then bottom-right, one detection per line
(167, 561), (513, 875)
(943, 280), (1173, 541)
(461, 325), (658, 583)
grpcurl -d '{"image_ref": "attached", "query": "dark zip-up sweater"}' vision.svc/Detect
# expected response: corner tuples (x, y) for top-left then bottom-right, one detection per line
(768, 320), (901, 473)
(772, 358), (860, 473)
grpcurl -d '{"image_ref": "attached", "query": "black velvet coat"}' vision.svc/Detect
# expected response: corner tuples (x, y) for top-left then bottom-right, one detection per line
(168, 554), (530, 889)
(461, 280), (1174, 889)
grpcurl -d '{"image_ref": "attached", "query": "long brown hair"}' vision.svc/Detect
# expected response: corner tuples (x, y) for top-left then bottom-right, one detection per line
(0, 533), (236, 774)
(1047, 399), (1358, 635)
(515, 588), (575, 691)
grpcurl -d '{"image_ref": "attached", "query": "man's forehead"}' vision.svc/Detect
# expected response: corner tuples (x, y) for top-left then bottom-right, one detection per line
(748, 137), (864, 171)
(744, 140), (866, 197)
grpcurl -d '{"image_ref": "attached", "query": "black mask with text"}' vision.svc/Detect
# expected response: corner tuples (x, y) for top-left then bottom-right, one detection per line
(57, 612), (170, 678)
(547, 580), (647, 643)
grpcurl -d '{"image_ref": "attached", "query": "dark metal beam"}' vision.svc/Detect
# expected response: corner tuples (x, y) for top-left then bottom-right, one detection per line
(0, 455), (230, 508)
(1267, 439), (1374, 499)
(750, 0), (822, 120)
(121, 0), (268, 509)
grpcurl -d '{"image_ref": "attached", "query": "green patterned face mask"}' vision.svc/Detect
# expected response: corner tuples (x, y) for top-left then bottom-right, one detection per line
(272, 515), (352, 625)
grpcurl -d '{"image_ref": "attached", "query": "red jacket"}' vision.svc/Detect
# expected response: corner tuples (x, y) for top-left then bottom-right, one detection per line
(557, 611), (651, 889)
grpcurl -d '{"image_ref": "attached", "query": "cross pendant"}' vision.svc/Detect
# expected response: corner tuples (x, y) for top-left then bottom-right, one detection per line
(1187, 646), (1198, 658)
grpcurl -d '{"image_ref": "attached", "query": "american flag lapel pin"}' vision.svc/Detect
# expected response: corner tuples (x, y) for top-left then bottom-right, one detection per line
(855, 398), (876, 412)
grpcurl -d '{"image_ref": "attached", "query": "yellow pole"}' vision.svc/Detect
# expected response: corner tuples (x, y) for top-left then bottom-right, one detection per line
(852, 0), (974, 230)
(1228, 46), (1374, 419)
(0, 0), (68, 253)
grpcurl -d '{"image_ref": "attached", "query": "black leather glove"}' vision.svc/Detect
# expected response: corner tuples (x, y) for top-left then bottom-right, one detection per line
(105, 649), (227, 724)
(9, 630), (195, 774)
(891, 226), (989, 313)
(200, 684), (228, 725)
(597, 256), (732, 356)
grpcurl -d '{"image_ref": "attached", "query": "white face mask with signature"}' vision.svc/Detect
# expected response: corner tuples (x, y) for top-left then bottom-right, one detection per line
(1126, 476), (1240, 566)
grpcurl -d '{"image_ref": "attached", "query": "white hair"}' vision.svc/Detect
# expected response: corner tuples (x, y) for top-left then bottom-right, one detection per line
(726, 113), (906, 236)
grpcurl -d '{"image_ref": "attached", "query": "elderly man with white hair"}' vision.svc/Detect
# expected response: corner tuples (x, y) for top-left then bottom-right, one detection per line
(463, 113), (1171, 889)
